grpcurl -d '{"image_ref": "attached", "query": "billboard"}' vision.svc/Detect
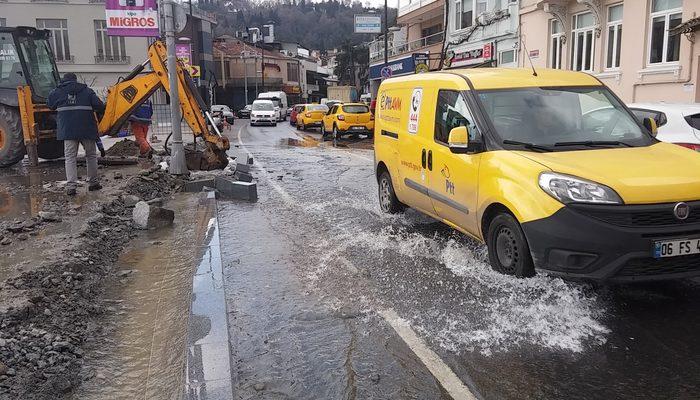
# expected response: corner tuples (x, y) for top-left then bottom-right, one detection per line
(105, 0), (159, 37)
(354, 15), (382, 34)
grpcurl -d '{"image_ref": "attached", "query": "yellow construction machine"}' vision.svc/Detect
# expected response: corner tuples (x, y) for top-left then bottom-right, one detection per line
(0, 26), (229, 169)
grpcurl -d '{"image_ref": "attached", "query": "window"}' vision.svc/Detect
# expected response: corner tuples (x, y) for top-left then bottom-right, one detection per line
(0, 19), (6, 27)
(422, 24), (443, 45)
(434, 90), (479, 144)
(499, 49), (516, 67)
(571, 12), (595, 72)
(36, 19), (70, 62)
(0, 33), (25, 89)
(606, 4), (623, 69)
(287, 62), (299, 82)
(550, 20), (564, 69)
(94, 20), (127, 63)
(649, 0), (682, 64)
(455, 0), (485, 30)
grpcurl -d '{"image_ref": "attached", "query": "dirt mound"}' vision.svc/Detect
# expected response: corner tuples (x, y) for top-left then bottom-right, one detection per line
(104, 139), (139, 157)
(0, 167), (184, 399)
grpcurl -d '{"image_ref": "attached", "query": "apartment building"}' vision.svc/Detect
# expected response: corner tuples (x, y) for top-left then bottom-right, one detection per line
(368, 0), (446, 96)
(519, 0), (700, 103)
(2, 0), (216, 100)
(444, 0), (520, 68)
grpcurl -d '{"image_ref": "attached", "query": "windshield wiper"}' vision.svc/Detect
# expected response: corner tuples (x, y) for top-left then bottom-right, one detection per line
(554, 140), (633, 148)
(502, 139), (553, 152)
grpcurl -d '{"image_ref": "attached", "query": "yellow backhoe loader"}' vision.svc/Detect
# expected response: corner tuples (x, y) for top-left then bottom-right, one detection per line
(0, 26), (229, 169)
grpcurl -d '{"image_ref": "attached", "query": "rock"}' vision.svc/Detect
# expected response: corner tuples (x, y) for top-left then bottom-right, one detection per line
(7, 224), (25, 233)
(44, 308), (52, 316)
(17, 234), (28, 241)
(0, 339), (6, 347)
(253, 383), (265, 391)
(67, 209), (78, 216)
(38, 211), (61, 222)
(0, 362), (6, 375)
(122, 195), (141, 207)
(132, 201), (174, 230)
(0, 237), (11, 246)
(236, 162), (251, 173)
(113, 172), (123, 179)
(117, 269), (135, 277)
(146, 197), (163, 207)
(370, 373), (380, 383)
(215, 176), (258, 202)
(5, 369), (15, 377)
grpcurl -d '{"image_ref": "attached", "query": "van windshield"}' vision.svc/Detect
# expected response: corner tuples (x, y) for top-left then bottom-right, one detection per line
(253, 102), (274, 111)
(477, 87), (654, 150)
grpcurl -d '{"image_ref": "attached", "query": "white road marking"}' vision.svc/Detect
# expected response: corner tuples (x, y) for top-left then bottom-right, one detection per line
(236, 123), (478, 400)
(378, 309), (478, 400)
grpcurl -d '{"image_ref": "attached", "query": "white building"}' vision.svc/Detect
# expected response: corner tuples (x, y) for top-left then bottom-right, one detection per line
(445, 0), (520, 68)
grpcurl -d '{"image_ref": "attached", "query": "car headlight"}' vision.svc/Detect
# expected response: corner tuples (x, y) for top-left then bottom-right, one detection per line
(539, 172), (623, 204)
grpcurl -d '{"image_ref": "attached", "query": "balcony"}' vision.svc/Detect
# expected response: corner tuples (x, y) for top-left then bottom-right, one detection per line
(55, 55), (74, 64)
(369, 31), (444, 63)
(95, 55), (131, 64)
(398, 0), (438, 18)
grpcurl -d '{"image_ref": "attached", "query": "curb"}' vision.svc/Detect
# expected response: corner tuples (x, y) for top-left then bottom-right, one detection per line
(183, 191), (234, 399)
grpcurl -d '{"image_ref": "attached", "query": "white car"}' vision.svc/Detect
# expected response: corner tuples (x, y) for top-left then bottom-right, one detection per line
(250, 100), (277, 126)
(628, 103), (700, 152)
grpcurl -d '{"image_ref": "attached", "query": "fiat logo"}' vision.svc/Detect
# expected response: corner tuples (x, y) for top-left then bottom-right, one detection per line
(674, 202), (690, 220)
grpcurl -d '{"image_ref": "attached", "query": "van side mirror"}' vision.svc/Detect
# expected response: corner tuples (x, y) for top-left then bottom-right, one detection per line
(448, 126), (470, 154)
(643, 117), (658, 137)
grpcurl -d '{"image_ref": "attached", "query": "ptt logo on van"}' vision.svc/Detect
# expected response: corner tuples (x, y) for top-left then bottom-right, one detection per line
(379, 92), (402, 111)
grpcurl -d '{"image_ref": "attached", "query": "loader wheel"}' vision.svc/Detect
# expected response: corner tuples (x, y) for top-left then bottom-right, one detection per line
(37, 139), (65, 160)
(0, 105), (26, 168)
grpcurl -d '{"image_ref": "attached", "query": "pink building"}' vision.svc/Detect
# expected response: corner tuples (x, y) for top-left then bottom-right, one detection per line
(520, 0), (700, 103)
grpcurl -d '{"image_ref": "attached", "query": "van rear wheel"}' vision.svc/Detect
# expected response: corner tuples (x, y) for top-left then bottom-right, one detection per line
(378, 170), (404, 214)
(486, 214), (535, 278)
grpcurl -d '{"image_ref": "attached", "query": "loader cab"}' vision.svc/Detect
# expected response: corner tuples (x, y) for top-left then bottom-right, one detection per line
(0, 26), (60, 104)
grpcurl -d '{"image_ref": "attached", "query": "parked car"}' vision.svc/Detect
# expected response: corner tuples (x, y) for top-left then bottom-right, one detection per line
(250, 100), (277, 126)
(375, 68), (700, 282)
(296, 104), (328, 131)
(211, 104), (234, 125)
(290, 104), (305, 126)
(321, 103), (374, 140)
(237, 105), (252, 119)
(628, 103), (700, 152)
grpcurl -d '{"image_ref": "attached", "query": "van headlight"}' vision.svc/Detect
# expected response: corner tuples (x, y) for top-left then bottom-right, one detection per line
(539, 172), (623, 204)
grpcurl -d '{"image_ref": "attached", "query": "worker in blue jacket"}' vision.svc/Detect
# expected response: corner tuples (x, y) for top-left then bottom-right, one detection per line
(47, 73), (105, 196)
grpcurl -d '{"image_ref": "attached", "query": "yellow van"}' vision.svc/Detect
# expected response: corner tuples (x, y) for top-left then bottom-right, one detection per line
(374, 68), (700, 281)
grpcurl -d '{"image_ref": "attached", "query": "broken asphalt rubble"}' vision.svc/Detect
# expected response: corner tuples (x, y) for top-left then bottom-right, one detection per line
(0, 154), (258, 398)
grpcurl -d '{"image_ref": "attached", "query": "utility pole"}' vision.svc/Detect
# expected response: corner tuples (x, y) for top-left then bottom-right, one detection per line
(261, 44), (265, 92)
(384, 0), (388, 68)
(163, 0), (188, 175)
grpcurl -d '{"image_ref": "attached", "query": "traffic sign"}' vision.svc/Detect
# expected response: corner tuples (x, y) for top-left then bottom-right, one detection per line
(189, 65), (201, 77)
(380, 66), (392, 79)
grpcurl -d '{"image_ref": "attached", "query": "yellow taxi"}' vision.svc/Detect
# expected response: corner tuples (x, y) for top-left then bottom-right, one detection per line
(296, 104), (329, 131)
(321, 103), (374, 140)
(374, 68), (700, 282)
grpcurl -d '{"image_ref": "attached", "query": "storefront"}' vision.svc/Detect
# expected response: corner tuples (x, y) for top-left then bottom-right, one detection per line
(368, 54), (420, 98)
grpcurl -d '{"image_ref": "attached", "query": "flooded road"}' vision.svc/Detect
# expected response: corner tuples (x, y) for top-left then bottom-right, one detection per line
(218, 122), (700, 399)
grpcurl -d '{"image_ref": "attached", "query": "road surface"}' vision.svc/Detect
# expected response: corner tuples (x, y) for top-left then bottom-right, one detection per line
(218, 121), (700, 400)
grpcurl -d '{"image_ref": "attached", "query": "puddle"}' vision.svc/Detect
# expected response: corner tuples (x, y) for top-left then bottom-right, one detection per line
(71, 194), (218, 399)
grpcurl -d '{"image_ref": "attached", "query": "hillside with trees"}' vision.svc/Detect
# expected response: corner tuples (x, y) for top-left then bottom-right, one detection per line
(209, 0), (397, 51)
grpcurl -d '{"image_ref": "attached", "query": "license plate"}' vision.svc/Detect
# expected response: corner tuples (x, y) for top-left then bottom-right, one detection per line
(352, 126), (364, 130)
(653, 238), (700, 258)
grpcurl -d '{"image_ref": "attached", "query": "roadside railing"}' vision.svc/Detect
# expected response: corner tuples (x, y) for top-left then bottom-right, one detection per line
(369, 31), (444, 62)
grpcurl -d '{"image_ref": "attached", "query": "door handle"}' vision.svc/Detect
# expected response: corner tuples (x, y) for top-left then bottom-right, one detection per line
(428, 150), (433, 171)
(421, 149), (427, 168)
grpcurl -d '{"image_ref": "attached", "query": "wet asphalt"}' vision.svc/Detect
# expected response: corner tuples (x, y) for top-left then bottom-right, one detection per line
(211, 122), (696, 399)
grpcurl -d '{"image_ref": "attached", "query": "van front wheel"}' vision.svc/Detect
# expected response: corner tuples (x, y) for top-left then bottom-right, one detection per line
(486, 214), (535, 278)
(378, 171), (404, 214)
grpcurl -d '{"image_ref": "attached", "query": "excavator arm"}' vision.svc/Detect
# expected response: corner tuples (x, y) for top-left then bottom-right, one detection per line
(98, 40), (230, 168)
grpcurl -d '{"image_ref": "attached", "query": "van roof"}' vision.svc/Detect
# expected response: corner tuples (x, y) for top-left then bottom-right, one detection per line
(253, 99), (274, 103)
(384, 68), (601, 90)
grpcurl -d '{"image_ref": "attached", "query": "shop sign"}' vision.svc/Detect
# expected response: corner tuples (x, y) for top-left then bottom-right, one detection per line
(105, 0), (159, 37)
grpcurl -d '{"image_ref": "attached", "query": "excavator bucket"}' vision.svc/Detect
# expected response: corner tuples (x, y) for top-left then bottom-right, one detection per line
(185, 142), (229, 171)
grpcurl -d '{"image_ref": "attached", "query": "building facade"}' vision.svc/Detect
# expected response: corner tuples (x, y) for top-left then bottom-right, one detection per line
(2, 0), (216, 102)
(444, 0), (520, 69)
(368, 0), (446, 97)
(520, 0), (700, 103)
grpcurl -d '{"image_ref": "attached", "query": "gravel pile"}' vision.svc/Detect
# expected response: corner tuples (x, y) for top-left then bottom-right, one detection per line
(0, 166), (183, 399)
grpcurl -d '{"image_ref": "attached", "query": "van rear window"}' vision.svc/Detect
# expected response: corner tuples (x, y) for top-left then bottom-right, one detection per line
(343, 105), (369, 114)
